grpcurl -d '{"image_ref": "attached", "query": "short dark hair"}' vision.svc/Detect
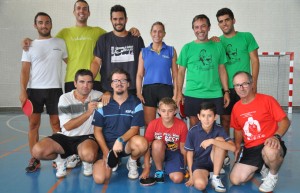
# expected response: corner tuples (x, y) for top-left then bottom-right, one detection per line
(233, 71), (253, 83)
(74, 0), (90, 12)
(74, 69), (93, 82)
(192, 14), (211, 29)
(109, 68), (131, 83)
(216, 8), (235, 21)
(150, 21), (165, 33)
(200, 102), (217, 115)
(110, 5), (127, 19)
(34, 12), (52, 25)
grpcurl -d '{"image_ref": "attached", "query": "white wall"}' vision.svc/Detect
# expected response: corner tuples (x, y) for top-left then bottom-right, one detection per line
(0, 0), (299, 107)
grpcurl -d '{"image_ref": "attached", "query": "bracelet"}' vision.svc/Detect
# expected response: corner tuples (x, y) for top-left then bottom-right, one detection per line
(273, 134), (281, 140)
(224, 90), (230, 94)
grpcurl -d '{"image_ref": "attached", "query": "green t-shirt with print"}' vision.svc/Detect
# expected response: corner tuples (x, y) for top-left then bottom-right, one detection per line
(220, 32), (259, 88)
(177, 40), (227, 98)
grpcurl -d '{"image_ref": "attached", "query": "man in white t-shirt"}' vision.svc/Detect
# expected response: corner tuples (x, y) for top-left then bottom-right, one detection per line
(20, 12), (68, 173)
(32, 69), (102, 178)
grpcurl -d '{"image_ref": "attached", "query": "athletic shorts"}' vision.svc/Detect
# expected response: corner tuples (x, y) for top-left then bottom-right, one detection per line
(142, 84), (173, 107)
(98, 140), (129, 160)
(164, 149), (185, 175)
(48, 133), (97, 159)
(192, 154), (213, 173)
(223, 88), (240, 115)
(64, 81), (102, 93)
(27, 88), (62, 115)
(239, 140), (287, 170)
(184, 96), (224, 116)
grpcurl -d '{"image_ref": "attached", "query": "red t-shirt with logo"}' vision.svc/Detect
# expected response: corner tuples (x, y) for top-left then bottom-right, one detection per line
(145, 117), (188, 151)
(231, 94), (286, 148)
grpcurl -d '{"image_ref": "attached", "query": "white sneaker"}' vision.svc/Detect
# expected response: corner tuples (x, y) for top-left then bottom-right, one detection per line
(260, 164), (269, 178)
(211, 176), (226, 192)
(67, 154), (81, 168)
(223, 156), (230, 166)
(56, 159), (67, 178)
(126, 157), (139, 179)
(220, 168), (225, 174)
(82, 161), (93, 176)
(259, 173), (278, 192)
(112, 159), (121, 172)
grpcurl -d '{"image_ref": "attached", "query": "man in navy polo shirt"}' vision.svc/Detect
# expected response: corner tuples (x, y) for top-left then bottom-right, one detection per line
(92, 68), (148, 184)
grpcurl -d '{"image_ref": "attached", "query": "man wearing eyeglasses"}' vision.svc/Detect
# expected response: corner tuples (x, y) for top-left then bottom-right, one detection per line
(92, 68), (148, 184)
(229, 71), (290, 192)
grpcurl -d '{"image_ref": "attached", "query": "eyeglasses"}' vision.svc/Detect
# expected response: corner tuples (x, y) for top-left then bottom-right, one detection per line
(112, 79), (128, 84)
(234, 82), (251, 89)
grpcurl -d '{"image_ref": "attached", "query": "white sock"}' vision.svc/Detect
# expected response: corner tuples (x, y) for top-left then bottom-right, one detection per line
(212, 174), (219, 180)
(128, 156), (136, 162)
(55, 154), (64, 162)
(268, 172), (278, 178)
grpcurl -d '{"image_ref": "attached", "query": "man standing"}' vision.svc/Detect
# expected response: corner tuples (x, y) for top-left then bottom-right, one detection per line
(32, 69), (102, 178)
(177, 14), (230, 128)
(92, 68), (148, 184)
(91, 4), (145, 103)
(230, 71), (290, 192)
(20, 12), (68, 173)
(216, 8), (260, 136)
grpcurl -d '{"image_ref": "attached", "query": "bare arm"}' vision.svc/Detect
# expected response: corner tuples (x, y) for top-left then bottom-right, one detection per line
(140, 141), (151, 179)
(185, 150), (194, 186)
(129, 27), (140, 37)
(180, 142), (187, 167)
(112, 126), (140, 153)
(234, 129), (243, 161)
(177, 66), (186, 107)
(201, 138), (236, 152)
(250, 49), (260, 93)
(19, 61), (31, 106)
(94, 126), (110, 160)
(171, 49), (178, 101)
(63, 101), (98, 131)
(218, 64), (230, 108)
(136, 52), (145, 103)
(90, 56), (101, 79)
(21, 38), (32, 51)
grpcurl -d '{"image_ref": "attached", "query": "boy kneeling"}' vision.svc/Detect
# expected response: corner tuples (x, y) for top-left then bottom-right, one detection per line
(140, 97), (188, 183)
(185, 102), (236, 192)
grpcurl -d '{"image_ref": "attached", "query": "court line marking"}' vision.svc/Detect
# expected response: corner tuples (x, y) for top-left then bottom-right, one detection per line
(6, 115), (47, 137)
(47, 169), (72, 193)
(0, 136), (17, 144)
(0, 143), (28, 158)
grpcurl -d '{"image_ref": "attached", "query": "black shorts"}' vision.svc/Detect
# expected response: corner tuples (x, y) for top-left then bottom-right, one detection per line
(48, 133), (97, 159)
(239, 140), (287, 170)
(98, 140), (129, 160)
(64, 81), (102, 93)
(27, 88), (62, 115)
(142, 84), (173, 107)
(192, 155), (213, 173)
(184, 96), (224, 116)
(223, 88), (240, 115)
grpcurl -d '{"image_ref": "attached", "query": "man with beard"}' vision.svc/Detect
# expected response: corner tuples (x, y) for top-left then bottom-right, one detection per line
(92, 68), (148, 183)
(20, 12), (68, 173)
(90, 4), (145, 105)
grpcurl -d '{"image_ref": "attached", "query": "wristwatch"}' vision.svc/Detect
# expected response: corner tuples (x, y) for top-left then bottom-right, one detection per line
(117, 137), (125, 145)
(273, 134), (281, 140)
(224, 90), (230, 94)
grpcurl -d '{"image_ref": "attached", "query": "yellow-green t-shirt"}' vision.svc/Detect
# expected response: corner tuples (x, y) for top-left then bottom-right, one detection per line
(56, 26), (106, 82)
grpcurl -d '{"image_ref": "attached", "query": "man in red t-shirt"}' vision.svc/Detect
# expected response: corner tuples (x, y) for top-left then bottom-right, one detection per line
(140, 97), (188, 184)
(229, 71), (290, 192)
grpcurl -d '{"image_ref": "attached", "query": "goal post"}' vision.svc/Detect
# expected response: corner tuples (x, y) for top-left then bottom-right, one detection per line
(258, 52), (294, 114)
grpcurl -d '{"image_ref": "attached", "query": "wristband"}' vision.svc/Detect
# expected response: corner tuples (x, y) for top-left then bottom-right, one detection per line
(273, 134), (281, 140)
(117, 137), (126, 145)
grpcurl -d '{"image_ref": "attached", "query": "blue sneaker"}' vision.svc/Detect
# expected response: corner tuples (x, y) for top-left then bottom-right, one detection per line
(154, 170), (164, 183)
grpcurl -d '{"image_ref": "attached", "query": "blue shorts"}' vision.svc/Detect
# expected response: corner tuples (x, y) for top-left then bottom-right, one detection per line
(192, 155), (213, 173)
(164, 150), (185, 175)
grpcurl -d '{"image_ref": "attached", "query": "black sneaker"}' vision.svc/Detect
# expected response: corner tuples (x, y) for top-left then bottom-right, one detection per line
(154, 170), (164, 183)
(25, 157), (41, 173)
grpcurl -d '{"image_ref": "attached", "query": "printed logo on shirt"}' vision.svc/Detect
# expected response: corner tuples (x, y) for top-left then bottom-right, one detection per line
(195, 49), (214, 71)
(225, 44), (241, 65)
(162, 54), (170, 59)
(111, 46), (134, 63)
(125, 109), (134, 114)
(240, 112), (266, 141)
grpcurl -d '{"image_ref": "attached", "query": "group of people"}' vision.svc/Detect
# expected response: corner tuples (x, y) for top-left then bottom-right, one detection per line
(20, 1), (290, 192)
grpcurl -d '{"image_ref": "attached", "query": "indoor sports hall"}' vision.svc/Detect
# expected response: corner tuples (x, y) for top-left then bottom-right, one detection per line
(0, 0), (299, 193)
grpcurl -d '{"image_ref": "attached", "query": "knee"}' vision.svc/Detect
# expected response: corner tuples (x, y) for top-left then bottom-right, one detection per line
(230, 173), (242, 186)
(194, 179), (207, 191)
(93, 174), (105, 184)
(262, 147), (281, 161)
(152, 140), (165, 150)
(132, 136), (148, 152)
(170, 174), (184, 184)
(32, 143), (43, 159)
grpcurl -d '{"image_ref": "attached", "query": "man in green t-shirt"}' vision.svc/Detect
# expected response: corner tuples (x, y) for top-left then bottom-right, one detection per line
(177, 14), (230, 128)
(216, 8), (260, 137)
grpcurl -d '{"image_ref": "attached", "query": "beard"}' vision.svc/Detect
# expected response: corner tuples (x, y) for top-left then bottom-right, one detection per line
(116, 90), (125, 95)
(113, 24), (126, 32)
(38, 29), (51, 37)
